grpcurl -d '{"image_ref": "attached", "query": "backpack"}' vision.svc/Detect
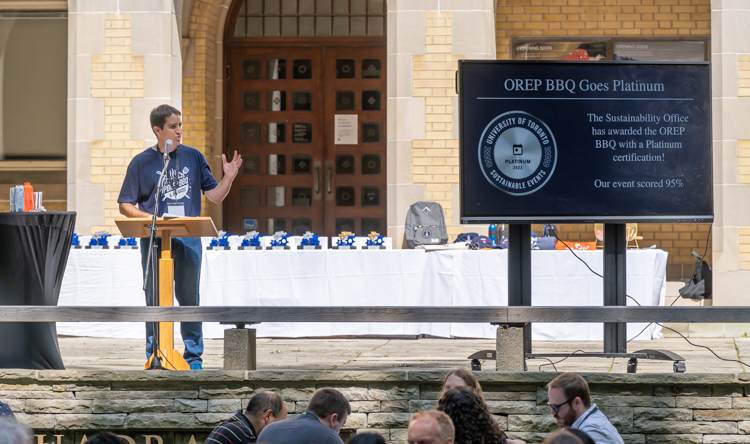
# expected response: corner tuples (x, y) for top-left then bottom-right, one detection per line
(679, 250), (712, 300)
(405, 201), (448, 249)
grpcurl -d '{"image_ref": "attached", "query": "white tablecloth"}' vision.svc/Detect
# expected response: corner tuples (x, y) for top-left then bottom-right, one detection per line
(57, 242), (667, 341)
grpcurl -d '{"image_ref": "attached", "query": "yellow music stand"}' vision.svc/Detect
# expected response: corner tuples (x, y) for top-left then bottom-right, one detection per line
(116, 217), (218, 370)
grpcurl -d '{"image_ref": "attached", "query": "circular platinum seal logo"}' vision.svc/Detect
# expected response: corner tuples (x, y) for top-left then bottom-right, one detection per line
(478, 111), (557, 196)
(422, 229), (432, 238)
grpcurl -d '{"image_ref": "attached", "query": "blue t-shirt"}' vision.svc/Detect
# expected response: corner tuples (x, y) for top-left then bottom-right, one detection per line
(118, 145), (218, 217)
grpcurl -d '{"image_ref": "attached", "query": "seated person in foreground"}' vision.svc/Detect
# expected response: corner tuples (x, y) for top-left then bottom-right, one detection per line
(0, 401), (15, 421)
(85, 433), (126, 444)
(546, 372), (624, 444)
(407, 410), (454, 444)
(542, 430), (584, 444)
(0, 418), (33, 444)
(437, 387), (526, 444)
(257, 387), (350, 444)
(563, 428), (595, 444)
(206, 391), (287, 444)
(441, 368), (483, 398)
(347, 433), (387, 444)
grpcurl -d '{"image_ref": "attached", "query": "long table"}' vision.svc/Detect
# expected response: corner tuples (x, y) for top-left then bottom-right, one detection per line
(57, 240), (667, 341)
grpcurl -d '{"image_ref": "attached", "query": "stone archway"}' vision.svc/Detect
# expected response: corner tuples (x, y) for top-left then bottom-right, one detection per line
(182, 0), (232, 227)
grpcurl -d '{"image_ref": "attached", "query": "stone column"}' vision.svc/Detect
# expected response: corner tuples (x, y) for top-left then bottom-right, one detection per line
(224, 326), (257, 370)
(711, 1), (750, 335)
(496, 325), (525, 371)
(386, 0), (496, 247)
(68, 0), (182, 235)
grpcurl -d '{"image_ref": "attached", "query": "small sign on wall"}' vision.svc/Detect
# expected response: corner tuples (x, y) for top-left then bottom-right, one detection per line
(334, 114), (358, 144)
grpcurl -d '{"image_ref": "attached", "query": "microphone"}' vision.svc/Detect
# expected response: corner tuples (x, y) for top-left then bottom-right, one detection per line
(164, 139), (173, 162)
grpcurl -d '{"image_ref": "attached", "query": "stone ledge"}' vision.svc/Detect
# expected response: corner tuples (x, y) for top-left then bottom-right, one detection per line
(0, 370), (737, 385)
(36, 370), (247, 382)
(245, 370), (409, 382)
(0, 370), (38, 381)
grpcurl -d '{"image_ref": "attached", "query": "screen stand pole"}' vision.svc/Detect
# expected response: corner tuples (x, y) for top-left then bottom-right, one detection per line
(603, 223), (627, 354)
(508, 224), (532, 355)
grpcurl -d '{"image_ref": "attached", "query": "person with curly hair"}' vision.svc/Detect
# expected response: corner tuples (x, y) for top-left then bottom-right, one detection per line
(437, 387), (526, 444)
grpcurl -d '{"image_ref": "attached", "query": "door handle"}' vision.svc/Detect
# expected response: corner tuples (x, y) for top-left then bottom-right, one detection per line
(326, 165), (332, 194)
(325, 160), (334, 201)
(314, 163), (321, 195)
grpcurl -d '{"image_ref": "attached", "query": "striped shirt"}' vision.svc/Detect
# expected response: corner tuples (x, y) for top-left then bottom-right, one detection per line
(206, 411), (258, 444)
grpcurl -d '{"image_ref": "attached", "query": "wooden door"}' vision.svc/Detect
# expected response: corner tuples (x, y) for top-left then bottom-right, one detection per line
(225, 45), (386, 236)
(322, 46), (386, 236)
(226, 47), (325, 236)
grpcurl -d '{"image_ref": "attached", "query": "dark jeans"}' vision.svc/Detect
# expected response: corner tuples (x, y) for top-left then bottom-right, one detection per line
(140, 236), (203, 366)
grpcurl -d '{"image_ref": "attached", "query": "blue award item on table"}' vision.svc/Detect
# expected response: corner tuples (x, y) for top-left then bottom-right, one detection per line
(266, 231), (291, 250)
(297, 231), (321, 250)
(115, 237), (138, 250)
(238, 231), (263, 250)
(207, 231), (231, 250)
(71, 233), (82, 249)
(363, 231), (386, 250)
(332, 231), (357, 250)
(85, 231), (111, 249)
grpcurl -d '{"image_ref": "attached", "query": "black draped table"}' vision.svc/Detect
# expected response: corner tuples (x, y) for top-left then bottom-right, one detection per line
(0, 212), (75, 369)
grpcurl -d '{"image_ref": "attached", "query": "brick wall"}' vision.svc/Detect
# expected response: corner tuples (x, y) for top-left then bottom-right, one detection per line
(495, 0), (712, 281)
(89, 13), (145, 235)
(10, 370), (750, 444)
(740, 55), (750, 97)
(411, 11), (464, 239)
(496, 0), (710, 53)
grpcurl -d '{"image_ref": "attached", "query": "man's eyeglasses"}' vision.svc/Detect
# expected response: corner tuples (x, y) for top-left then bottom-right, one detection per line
(550, 398), (574, 414)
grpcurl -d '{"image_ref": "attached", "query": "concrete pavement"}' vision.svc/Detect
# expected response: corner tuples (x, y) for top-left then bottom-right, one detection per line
(56, 336), (750, 374)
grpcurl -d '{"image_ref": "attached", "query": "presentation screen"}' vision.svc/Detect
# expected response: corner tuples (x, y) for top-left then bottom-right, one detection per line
(459, 61), (713, 224)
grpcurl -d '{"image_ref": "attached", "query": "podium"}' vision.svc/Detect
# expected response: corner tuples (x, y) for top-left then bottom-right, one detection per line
(115, 217), (218, 370)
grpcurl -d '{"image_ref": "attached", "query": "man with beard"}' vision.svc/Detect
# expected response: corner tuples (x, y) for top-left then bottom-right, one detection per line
(546, 372), (623, 444)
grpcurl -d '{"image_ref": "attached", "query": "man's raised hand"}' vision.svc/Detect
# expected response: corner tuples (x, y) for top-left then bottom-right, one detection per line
(222, 150), (242, 181)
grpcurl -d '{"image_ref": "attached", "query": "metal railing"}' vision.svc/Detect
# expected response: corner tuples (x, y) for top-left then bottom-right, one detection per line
(0, 306), (740, 323)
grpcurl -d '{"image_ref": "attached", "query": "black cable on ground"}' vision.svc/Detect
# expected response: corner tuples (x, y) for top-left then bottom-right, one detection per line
(541, 225), (747, 370)
(658, 322), (750, 368)
(532, 349), (636, 372)
(533, 349), (586, 372)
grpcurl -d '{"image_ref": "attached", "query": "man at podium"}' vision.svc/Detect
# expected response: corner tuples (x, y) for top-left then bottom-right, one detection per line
(117, 104), (242, 370)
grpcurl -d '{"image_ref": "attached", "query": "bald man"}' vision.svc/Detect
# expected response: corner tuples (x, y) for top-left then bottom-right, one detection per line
(407, 410), (454, 444)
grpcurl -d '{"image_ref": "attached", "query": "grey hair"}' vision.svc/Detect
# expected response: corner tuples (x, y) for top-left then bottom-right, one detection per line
(0, 418), (33, 444)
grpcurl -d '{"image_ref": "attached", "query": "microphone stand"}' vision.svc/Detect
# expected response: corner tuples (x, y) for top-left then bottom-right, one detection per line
(143, 145), (171, 370)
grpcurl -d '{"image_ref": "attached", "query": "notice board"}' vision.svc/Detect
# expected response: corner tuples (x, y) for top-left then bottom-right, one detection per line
(458, 61), (712, 224)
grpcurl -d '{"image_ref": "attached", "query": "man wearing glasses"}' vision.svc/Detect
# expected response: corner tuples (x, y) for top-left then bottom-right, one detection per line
(546, 372), (624, 444)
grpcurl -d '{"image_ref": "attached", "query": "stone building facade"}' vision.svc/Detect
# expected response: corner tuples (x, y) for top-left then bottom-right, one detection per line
(0, 0), (749, 333)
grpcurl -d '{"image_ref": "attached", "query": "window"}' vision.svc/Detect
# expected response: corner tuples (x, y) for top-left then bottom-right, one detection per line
(233, 0), (385, 37)
(0, 12), (67, 160)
